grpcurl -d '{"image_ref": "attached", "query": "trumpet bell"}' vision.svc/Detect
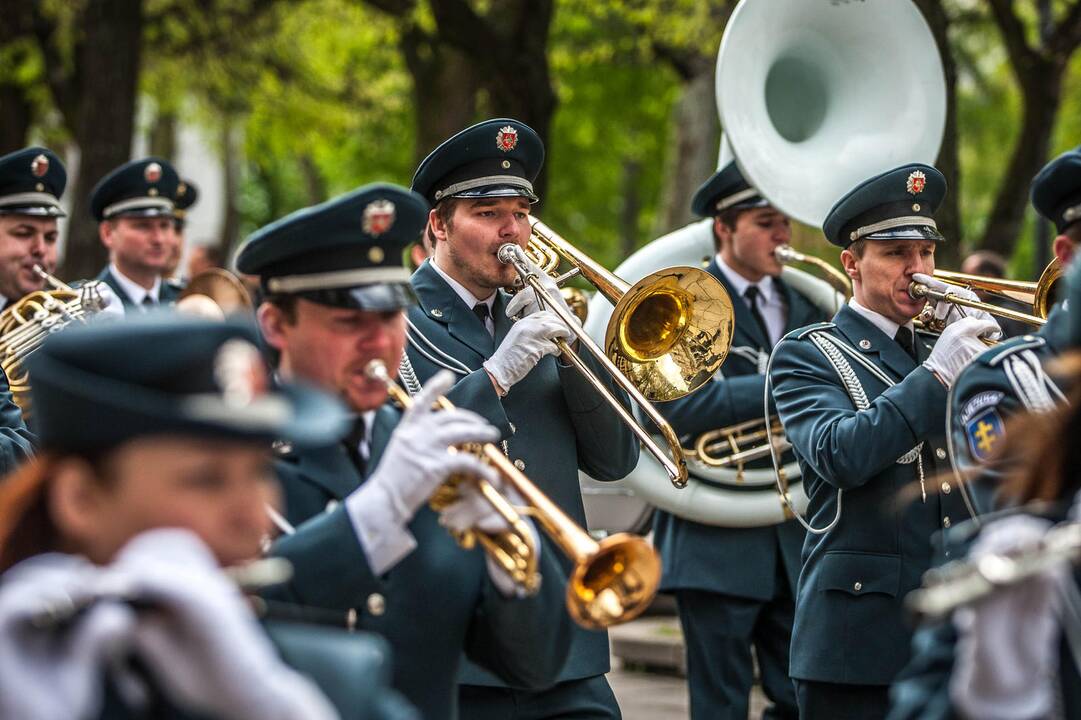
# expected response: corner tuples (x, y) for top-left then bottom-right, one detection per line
(608, 267), (734, 401)
(568, 533), (662, 630)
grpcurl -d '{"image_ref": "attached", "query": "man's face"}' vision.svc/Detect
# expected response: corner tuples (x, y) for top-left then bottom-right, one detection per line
(716, 207), (791, 281)
(100, 216), (177, 276)
(430, 197), (532, 296)
(842, 239), (936, 325)
(260, 298), (406, 413)
(0, 215), (58, 300)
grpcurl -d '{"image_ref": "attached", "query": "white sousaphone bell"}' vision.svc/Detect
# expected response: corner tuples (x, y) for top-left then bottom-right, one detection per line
(579, 0), (946, 531)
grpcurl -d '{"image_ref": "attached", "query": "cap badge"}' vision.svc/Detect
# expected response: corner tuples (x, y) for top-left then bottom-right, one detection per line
(906, 170), (927, 195)
(363, 199), (396, 237)
(496, 126), (519, 152)
(215, 339), (269, 408)
(177, 182), (187, 198)
(30, 154), (49, 178)
(145, 162), (162, 183)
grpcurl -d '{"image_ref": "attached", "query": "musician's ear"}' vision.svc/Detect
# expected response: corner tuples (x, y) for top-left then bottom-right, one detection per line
(840, 246), (860, 282)
(257, 302), (289, 353)
(49, 457), (110, 561)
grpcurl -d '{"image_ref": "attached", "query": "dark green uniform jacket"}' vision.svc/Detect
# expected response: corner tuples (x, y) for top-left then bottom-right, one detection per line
(95, 266), (182, 312)
(654, 258), (825, 600)
(265, 403), (574, 720)
(770, 305), (974, 686)
(403, 260), (639, 685)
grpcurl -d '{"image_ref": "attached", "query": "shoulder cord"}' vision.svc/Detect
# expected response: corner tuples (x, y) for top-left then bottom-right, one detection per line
(398, 352), (423, 397)
(1004, 349), (1060, 414)
(405, 316), (472, 376)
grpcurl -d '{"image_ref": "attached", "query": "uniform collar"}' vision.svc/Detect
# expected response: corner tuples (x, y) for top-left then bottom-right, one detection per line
(847, 297), (913, 340)
(715, 253), (778, 306)
(109, 262), (161, 305)
(428, 257), (496, 313)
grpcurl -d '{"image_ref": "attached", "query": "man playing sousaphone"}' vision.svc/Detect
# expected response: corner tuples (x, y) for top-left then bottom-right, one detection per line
(652, 160), (827, 720)
(769, 164), (998, 718)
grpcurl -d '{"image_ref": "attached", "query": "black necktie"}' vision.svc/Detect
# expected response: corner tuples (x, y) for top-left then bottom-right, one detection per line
(343, 416), (368, 476)
(895, 326), (918, 362)
(141, 295), (156, 309)
(473, 302), (492, 334)
(743, 286), (770, 347)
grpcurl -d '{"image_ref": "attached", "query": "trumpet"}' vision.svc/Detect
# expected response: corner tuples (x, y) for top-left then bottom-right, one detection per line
(502, 218), (736, 488)
(688, 416), (791, 474)
(366, 359), (661, 629)
(908, 258), (1062, 332)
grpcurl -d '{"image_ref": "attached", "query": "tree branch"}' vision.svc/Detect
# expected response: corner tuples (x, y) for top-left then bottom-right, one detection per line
(362, 0), (417, 19)
(986, 0), (1037, 72)
(427, 0), (501, 60)
(1050, 0), (1081, 58)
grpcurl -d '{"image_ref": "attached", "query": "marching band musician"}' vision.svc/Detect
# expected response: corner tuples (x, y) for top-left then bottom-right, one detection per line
(889, 258), (1081, 720)
(769, 164), (997, 719)
(404, 118), (640, 720)
(0, 315), (415, 720)
(946, 146), (1081, 487)
(236, 183), (573, 720)
(90, 158), (184, 312)
(651, 160), (827, 720)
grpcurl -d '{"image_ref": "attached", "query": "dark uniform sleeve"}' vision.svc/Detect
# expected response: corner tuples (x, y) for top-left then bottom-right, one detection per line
(771, 336), (949, 490)
(0, 368), (35, 473)
(462, 548), (574, 689)
(443, 367), (514, 438)
(656, 374), (766, 439)
(555, 350), (640, 481)
(887, 620), (960, 720)
(264, 506), (383, 611)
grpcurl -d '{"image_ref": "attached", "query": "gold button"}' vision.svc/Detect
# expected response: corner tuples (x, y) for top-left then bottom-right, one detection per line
(366, 593), (386, 616)
(943, 516), (951, 528)
(513, 459), (526, 471)
(35, 182), (44, 192)
(941, 482), (951, 494)
(935, 448), (946, 460)
(368, 246), (385, 263)
(853, 582), (862, 592)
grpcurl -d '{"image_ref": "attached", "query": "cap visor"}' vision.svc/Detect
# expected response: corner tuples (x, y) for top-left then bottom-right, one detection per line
(450, 185), (539, 203)
(863, 225), (945, 242)
(299, 282), (417, 311)
(0, 204), (66, 218)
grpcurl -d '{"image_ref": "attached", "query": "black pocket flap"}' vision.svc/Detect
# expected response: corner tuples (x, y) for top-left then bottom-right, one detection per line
(817, 551), (901, 597)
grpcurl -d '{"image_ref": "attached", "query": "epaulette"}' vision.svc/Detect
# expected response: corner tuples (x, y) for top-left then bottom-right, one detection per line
(791, 321), (836, 341)
(985, 334), (1046, 367)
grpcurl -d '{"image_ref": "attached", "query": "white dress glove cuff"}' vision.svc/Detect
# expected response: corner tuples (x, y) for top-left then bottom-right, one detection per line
(346, 483), (418, 576)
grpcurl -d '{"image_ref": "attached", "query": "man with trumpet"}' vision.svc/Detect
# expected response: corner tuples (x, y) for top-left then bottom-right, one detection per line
(945, 146), (1080, 485)
(236, 183), (573, 720)
(652, 160), (826, 720)
(769, 164), (998, 719)
(406, 118), (640, 720)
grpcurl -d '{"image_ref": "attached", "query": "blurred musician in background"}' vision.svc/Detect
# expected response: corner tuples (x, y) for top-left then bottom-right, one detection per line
(652, 161), (827, 720)
(237, 182), (572, 720)
(769, 164), (996, 719)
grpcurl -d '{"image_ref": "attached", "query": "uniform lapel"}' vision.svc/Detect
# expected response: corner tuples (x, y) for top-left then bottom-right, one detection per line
(367, 404), (399, 473)
(778, 276), (819, 333)
(492, 291), (513, 344)
(708, 258), (769, 350)
(832, 305), (917, 381)
(97, 266), (135, 309)
(294, 443), (362, 500)
(410, 261), (494, 361)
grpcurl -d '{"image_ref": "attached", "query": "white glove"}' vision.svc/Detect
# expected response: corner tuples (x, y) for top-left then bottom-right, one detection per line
(345, 371), (504, 573)
(483, 311), (574, 392)
(950, 516), (1066, 720)
(438, 479), (541, 598)
(117, 529), (339, 720)
(922, 317), (999, 388)
(505, 253), (577, 321)
(912, 273), (1003, 339)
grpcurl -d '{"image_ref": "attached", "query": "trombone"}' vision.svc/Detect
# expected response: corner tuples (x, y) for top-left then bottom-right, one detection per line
(908, 258), (1062, 332)
(366, 359), (661, 629)
(689, 416), (791, 475)
(501, 218), (736, 488)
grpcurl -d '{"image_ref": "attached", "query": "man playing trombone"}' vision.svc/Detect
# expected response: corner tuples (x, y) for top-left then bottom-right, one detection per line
(652, 160), (827, 720)
(769, 164), (997, 719)
(406, 118), (640, 720)
(946, 146), (1080, 488)
(236, 183), (573, 720)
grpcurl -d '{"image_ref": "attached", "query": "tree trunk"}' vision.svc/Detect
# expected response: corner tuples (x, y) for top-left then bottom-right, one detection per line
(979, 59), (1061, 257)
(0, 1), (34, 153)
(0, 84), (32, 154)
(653, 68), (719, 239)
(220, 118), (242, 253)
(60, 0), (144, 281)
(913, 0), (961, 267)
(401, 30), (480, 163)
(149, 110), (177, 159)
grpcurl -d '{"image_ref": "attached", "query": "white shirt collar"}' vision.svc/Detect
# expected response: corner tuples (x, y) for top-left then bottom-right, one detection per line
(715, 254), (778, 305)
(109, 262), (161, 305)
(428, 257), (496, 311)
(848, 297), (914, 340)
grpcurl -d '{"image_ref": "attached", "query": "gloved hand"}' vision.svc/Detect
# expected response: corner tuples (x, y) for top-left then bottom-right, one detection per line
(505, 252), (578, 322)
(483, 311), (574, 393)
(438, 478), (541, 598)
(950, 515), (1066, 720)
(912, 272), (1003, 340)
(118, 529), (339, 720)
(348, 370), (502, 529)
(922, 317), (999, 388)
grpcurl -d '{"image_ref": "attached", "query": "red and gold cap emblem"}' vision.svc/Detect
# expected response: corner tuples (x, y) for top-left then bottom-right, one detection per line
(906, 170), (927, 196)
(496, 126), (518, 152)
(363, 199), (396, 237)
(30, 154), (49, 178)
(144, 162), (162, 184)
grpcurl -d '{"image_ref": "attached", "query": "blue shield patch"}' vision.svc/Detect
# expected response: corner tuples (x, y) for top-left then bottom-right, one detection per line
(966, 409), (1004, 462)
